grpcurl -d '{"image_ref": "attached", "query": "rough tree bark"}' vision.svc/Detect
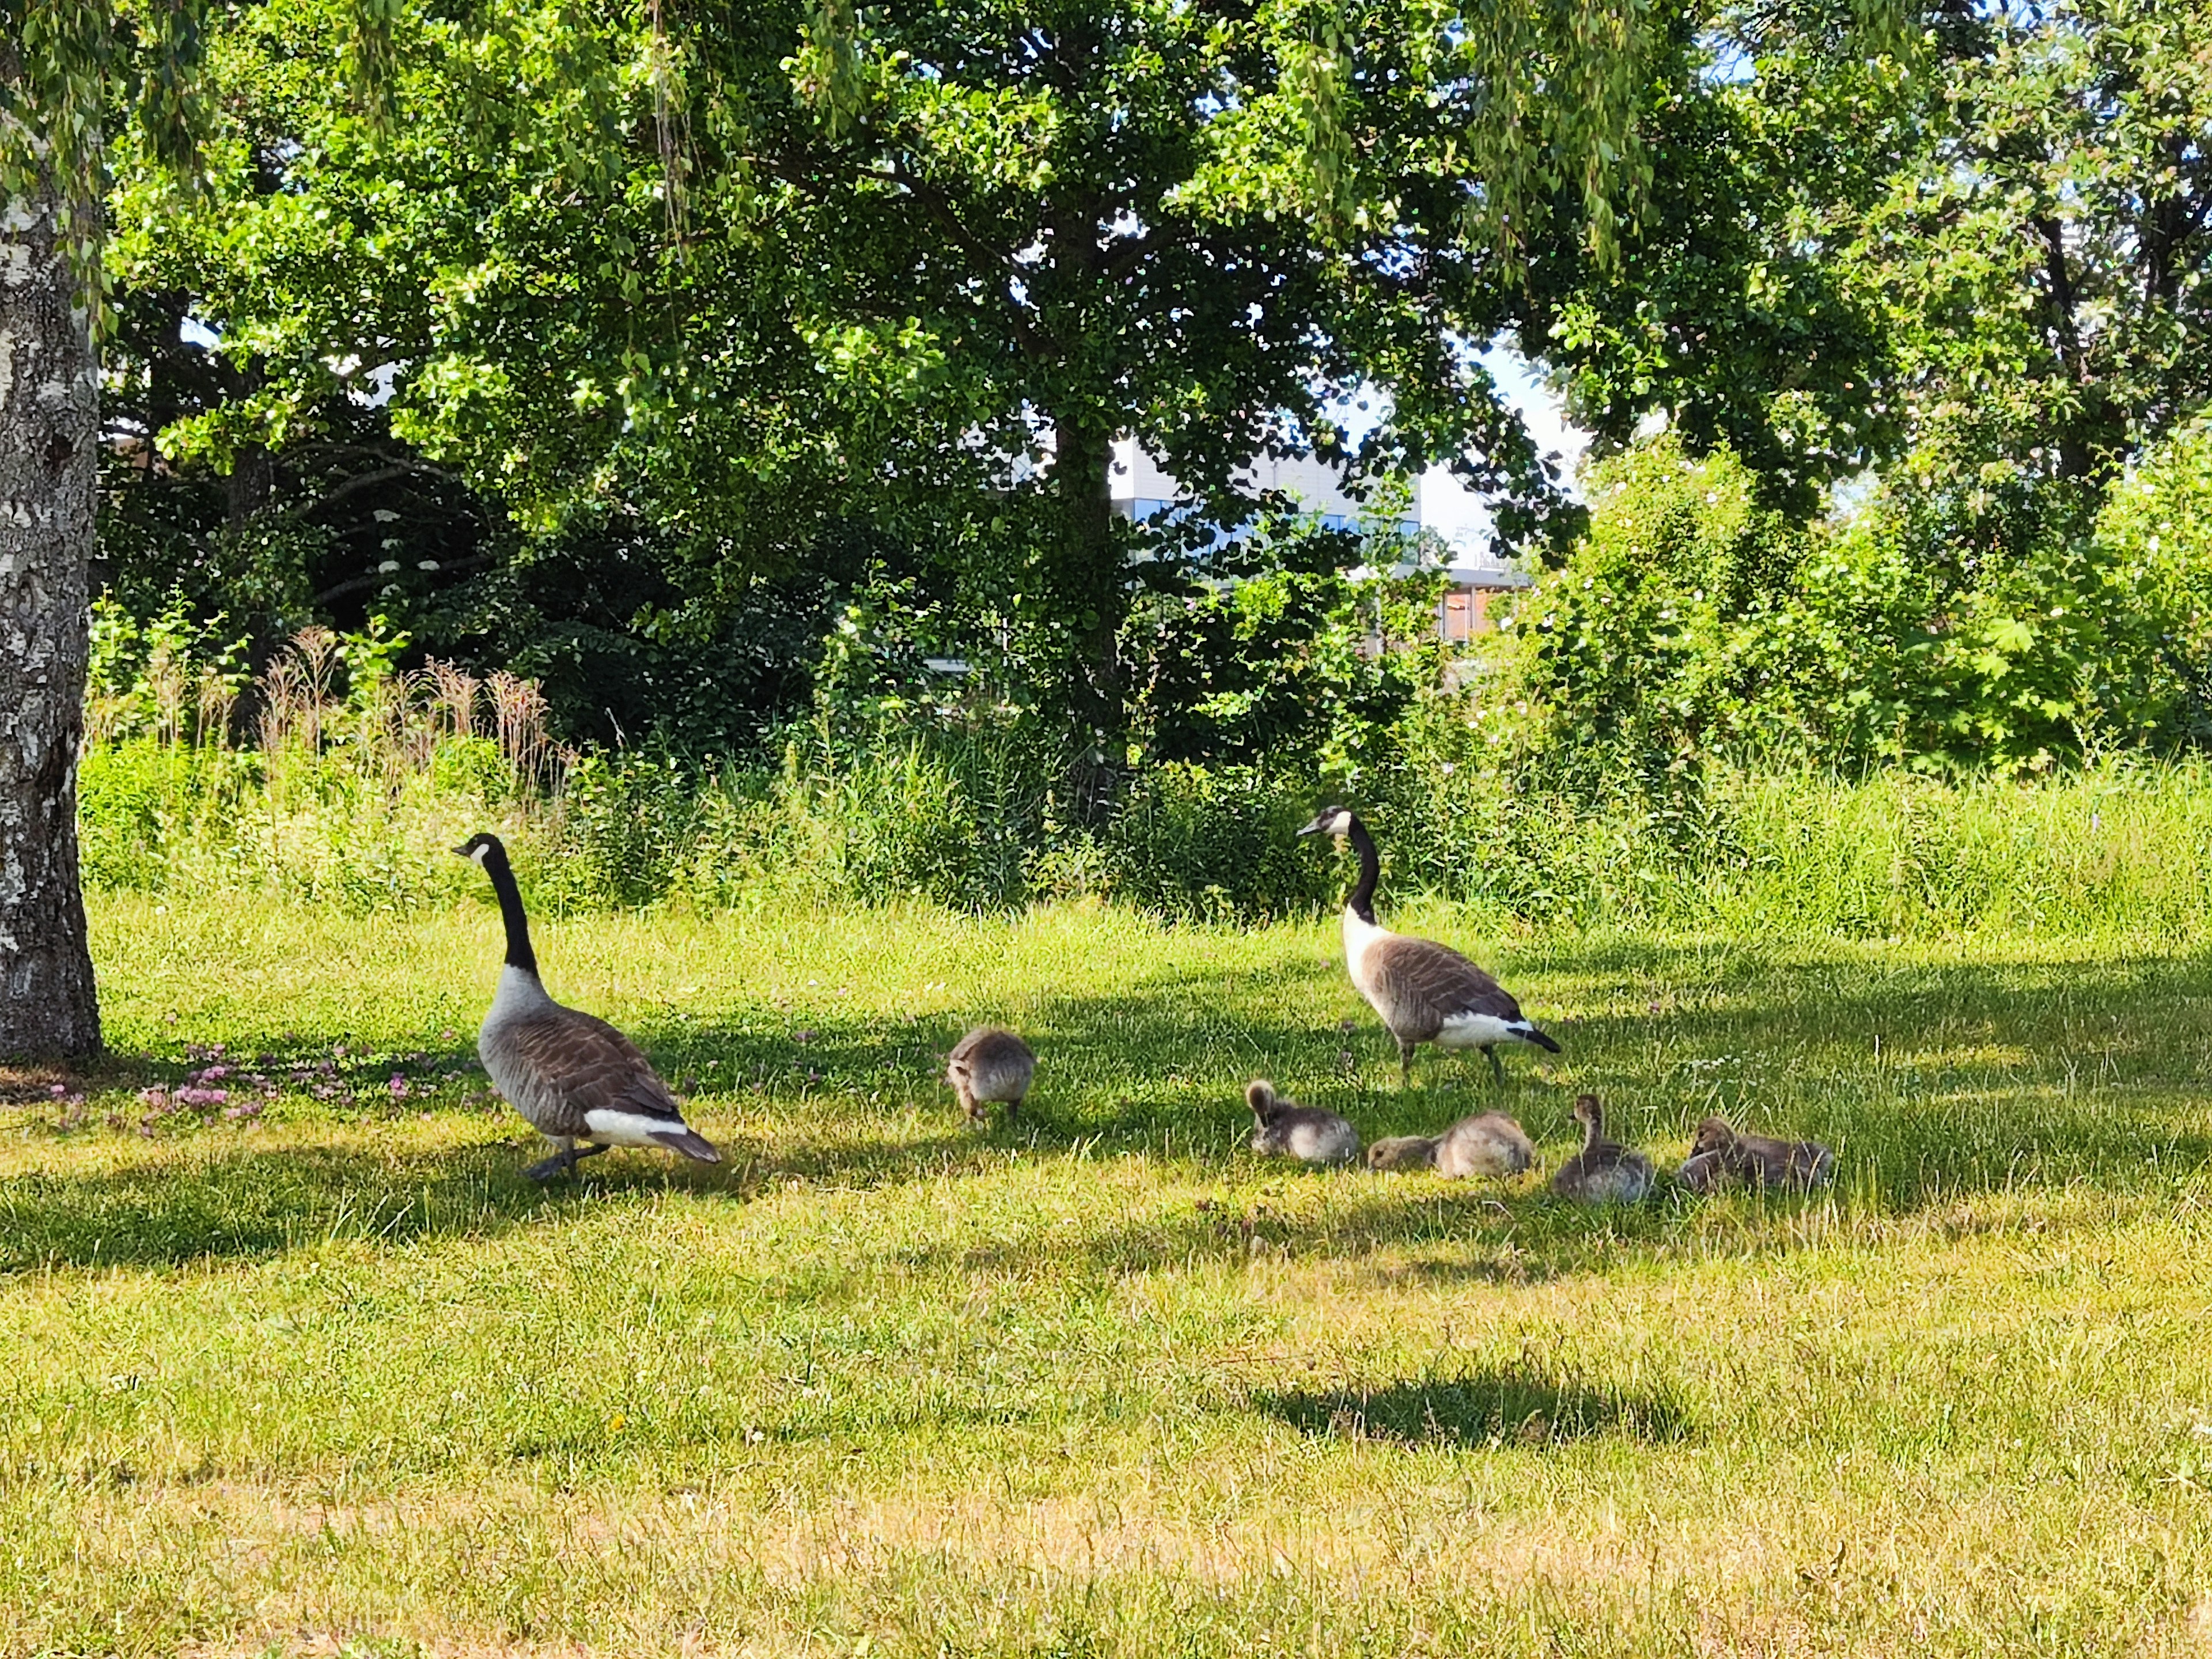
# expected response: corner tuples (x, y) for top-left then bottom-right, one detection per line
(0, 163), (103, 1056)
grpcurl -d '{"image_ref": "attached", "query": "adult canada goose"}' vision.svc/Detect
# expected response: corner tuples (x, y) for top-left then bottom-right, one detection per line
(1548, 1094), (1652, 1205)
(1246, 1080), (1359, 1166)
(947, 1026), (1035, 1124)
(453, 832), (721, 1181)
(1686, 1115), (1835, 1191)
(1298, 806), (1560, 1085)
(1366, 1111), (1534, 1177)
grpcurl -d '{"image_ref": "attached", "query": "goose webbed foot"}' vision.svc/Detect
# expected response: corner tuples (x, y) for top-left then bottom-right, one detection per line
(523, 1140), (609, 1183)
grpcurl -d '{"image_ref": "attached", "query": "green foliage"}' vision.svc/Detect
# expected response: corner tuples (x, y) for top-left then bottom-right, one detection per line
(2096, 414), (2212, 742)
(1498, 439), (1818, 773)
(1127, 554), (1455, 781)
(1495, 437), (2178, 778)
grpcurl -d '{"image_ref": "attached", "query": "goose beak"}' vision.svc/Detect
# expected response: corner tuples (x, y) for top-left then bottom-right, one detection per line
(1296, 818), (1325, 838)
(450, 843), (474, 858)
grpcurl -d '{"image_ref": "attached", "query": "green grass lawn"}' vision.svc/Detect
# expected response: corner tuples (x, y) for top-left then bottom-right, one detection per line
(5, 892), (2212, 1656)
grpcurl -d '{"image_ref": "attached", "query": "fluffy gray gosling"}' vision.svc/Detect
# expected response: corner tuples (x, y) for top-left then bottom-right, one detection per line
(1247, 1081), (1360, 1166)
(1548, 1093), (1653, 1205)
(946, 1027), (1036, 1125)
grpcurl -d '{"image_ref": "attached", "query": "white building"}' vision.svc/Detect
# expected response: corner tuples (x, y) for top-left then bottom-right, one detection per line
(1108, 438), (1530, 641)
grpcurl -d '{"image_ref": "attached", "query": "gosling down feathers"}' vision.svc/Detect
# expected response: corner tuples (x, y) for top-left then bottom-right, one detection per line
(455, 832), (721, 1182)
(1368, 1111), (1535, 1177)
(1685, 1115), (1835, 1192)
(1549, 1094), (1653, 1205)
(1247, 1080), (1360, 1166)
(1299, 806), (1560, 1086)
(947, 1026), (1035, 1124)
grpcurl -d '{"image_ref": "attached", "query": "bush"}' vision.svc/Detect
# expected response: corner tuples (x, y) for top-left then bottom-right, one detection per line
(1495, 435), (2175, 777)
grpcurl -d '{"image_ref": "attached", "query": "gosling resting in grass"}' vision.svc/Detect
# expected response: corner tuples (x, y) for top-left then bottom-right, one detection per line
(1685, 1115), (1835, 1191)
(947, 1026), (1035, 1124)
(1674, 1149), (1730, 1194)
(1366, 1112), (1534, 1177)
(454, 832), (721, 1181)
(1548, 1094), (1653, 1205)
(1298, 806), (1560, 1086)
(1247, 1080), (1359, 1166)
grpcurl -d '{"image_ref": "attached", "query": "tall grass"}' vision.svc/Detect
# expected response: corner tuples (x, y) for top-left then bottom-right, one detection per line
(73, 618), (2212, 938)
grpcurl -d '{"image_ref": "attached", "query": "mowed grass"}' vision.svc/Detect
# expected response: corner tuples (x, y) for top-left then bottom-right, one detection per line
(4, 892), (2212, 1657)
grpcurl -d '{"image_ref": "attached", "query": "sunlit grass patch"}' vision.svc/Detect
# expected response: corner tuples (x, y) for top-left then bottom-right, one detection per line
(2, 895), (2210, 1653)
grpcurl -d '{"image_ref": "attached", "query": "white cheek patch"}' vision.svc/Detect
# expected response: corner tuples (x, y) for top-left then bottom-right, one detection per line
(583, 1107), (685, 1147)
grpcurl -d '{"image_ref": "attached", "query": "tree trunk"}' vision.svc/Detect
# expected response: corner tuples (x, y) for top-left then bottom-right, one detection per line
(0, 168), (103, 1057)
(1051, 415), (1124, 824)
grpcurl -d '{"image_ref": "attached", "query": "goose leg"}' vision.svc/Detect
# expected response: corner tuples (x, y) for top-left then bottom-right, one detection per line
(524, 1139), (609, 1182)
(1483, 1044), (1504, 1085)
(1398, 1039), (1416, 1089)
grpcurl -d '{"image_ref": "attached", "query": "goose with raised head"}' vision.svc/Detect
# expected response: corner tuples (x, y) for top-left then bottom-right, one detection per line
(1246, 1080), (1359, 1166)
(947, 1026), (1035, 1124)
(1298, 806), (1560, 1086)
(1548, 1094), (1652, 1205)
(454, 832), (721, 1181)
(1686, 1115), (1834, 1191)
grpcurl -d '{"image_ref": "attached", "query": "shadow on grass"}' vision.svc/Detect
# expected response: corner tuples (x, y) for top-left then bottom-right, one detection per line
(1256, 1364), (1696, 1449)
(16, 938), (2212, 1275)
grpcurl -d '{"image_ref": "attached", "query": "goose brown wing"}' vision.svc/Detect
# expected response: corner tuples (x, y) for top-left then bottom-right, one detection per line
(501, 1007), (686, 1132)
(1366, 935), (1528, 1025)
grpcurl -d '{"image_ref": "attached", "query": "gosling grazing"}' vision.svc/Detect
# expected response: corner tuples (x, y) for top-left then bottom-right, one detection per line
(1686, 1115), (1835, 1191)
(1298, 806), (1560, 1086)
(947, 1026), (1035, 1124)
(454, 832), (720, 1182)
(1548, 1094), (1653, 1205)
(1366, 1134), (1442, 1173)
(1367, 1112), (1535, 1177)
(1434, 1111), (1536, 1178)
(1247, 1080), (1359, 1166)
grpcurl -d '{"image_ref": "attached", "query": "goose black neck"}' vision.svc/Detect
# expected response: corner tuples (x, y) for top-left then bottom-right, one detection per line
(482, 849), (538, 975)
(1346, 816), (1380, 924)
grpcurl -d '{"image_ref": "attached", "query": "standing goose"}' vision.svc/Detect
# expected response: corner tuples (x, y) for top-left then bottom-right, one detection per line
(1298, 806), (1560, 1086)
(454, 832), (721, 1181)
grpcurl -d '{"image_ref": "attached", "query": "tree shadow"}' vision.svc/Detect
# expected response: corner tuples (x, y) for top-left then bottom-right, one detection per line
(20, 935), (2212, 1276)
(1255, 1363), (1696, 1450)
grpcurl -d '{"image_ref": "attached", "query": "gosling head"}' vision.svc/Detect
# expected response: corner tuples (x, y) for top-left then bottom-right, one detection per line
(1246, 1079), (1286, 1122)
(1366, 1135), (1439, 1173)
(1688, 1115), (1737, 1158)
(1296, 805), (1358, 840)
(1571, 1093), (1605, 1135)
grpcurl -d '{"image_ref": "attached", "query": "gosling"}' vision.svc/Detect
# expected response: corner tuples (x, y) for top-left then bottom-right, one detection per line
(1685, 1115), (1835, 1191)
(1548, 1094), (1653, 1205)
(1674, 1149), (1730, 1194)
(1247, 1080), (1359, 1167)
(947, 1026), (1035, 1124)
(1366, 1112), (1534, 1177)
